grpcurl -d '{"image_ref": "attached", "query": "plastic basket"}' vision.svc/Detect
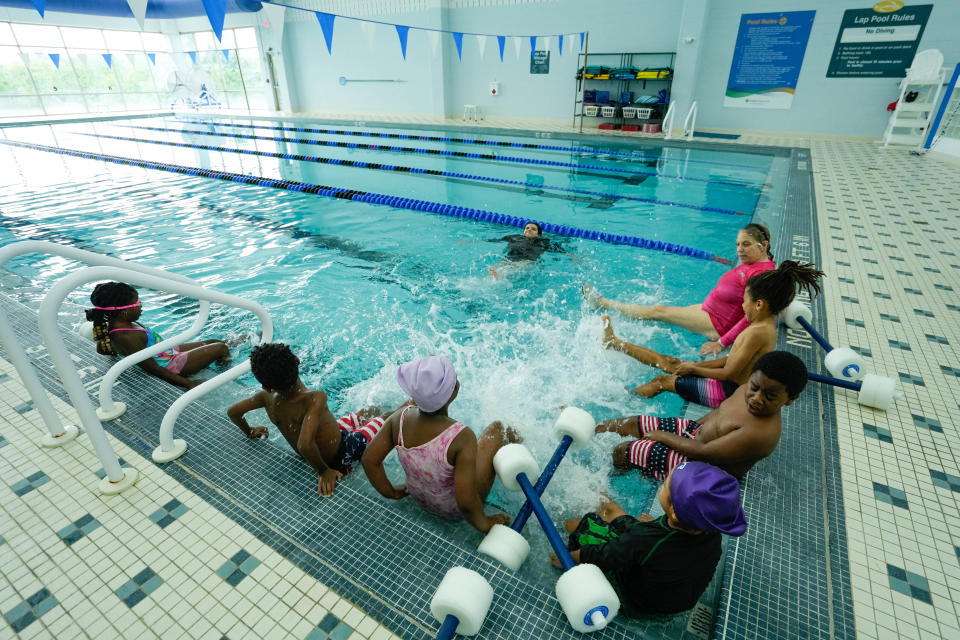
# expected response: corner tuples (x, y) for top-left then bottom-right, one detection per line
(600, 105), (617, 117)
(583, 104), (600, 117)
(636, 107), (653, 119)
(622, 106), (638, 118)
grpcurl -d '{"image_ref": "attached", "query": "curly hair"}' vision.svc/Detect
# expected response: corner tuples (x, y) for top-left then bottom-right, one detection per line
(85, 282), (138, 356)
(249, 343), (300, 391)
(745, 260), (825, 315)
(752, 351), (808, 398)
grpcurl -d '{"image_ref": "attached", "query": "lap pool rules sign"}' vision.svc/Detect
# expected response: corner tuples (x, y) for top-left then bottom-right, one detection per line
(724, 11), (816, 109)
(826, 2), (933, 77)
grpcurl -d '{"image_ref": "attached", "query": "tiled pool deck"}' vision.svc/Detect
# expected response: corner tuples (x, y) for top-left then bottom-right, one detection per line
(2, 114), (960, 639)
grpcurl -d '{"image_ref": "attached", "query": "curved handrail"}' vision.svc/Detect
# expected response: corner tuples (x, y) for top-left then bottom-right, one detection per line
(36, 265), (272, 463)
(683, 101), (698, 141)
(662, 102), (677, 139)
(98, 301), (211, 416)
(0, 240), (201, 444)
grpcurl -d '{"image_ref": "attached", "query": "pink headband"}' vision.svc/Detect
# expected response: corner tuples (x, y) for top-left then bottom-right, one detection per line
(93, 301), (140, 311)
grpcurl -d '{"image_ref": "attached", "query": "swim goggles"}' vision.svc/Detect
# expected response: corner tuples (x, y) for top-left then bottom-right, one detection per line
(93, 300), (141, 311)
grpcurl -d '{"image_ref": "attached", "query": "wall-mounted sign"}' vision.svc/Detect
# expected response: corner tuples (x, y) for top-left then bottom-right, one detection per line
(724, 11), (816, 109)
(530, 50), (550, 74)
(826, 3), (933, 77)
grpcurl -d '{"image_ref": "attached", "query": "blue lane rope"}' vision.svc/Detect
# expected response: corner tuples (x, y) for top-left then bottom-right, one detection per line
(82, 131), (746, 217)
(175, 117), (771, 172)
(125, 123), (761, 189)
(0, 138), (730, 264)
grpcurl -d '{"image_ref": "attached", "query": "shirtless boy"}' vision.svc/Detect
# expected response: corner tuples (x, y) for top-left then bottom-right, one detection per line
(227, 343), (398, 497)
(595, 351), (807, 480)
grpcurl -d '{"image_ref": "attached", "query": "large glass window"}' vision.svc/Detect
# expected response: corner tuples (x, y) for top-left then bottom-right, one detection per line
(0, 22), (265, 117)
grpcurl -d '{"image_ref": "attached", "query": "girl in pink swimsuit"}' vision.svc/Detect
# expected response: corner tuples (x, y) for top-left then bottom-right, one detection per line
(362, 355), (518, 533)
(584, 223), (775, 356)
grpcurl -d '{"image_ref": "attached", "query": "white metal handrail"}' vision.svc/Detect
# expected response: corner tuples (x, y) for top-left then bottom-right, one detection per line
(97, 300), (211, 420)
(0, 240), (205, 493)
(662, 102), (677, 139)
(683, 101), (698, 141)
(40, 266), (273, 466)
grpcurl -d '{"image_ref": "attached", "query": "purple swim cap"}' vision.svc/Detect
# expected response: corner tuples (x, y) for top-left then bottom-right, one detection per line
(396, 355), (457, 413)
(670, 462), (747, 536)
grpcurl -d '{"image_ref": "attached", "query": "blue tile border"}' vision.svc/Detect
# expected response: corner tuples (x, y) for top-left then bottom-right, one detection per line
(10, 470), (50, 496)
(115, 567), (163, 608)
(148, 498), (189, 528)
(57, 513), (101, 545)
(3, 588), (58, 633)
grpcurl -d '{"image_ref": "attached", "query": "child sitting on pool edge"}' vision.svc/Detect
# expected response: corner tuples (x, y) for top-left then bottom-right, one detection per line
(227, 343), (400, 497)
(556, 462), (747, 616)
(362, 355), (518, 533)
(86, 281), (229, 389)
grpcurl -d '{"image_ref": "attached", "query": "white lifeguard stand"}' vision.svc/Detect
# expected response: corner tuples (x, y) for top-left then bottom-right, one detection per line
(882, 49), (946, 148)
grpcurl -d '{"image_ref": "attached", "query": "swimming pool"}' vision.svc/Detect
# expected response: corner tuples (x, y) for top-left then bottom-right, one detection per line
(0, 116), (789, 591)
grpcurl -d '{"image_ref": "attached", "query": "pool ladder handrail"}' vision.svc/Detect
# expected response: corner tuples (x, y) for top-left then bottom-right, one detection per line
(40, 265), (273, 466)
(683, 101), (698, 141)
(661, 102), (677, 139)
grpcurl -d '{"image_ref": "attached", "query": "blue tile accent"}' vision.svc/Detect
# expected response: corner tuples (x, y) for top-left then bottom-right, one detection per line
(948, 303), (960, 312)
(11, 471), (50, 496)
(318, 613), (340, 633)
(899, 372), (924, 387)
(879, 313), (900, 322)
(873, 291), (891, 300)
(0, 434), (7, 448)
(941, 365), (960, 378)
(930, 469), (960, 492)
(925, 334), (949, 345)
(57, 513), (100, 545)
(863, 423), (893, 444)
(94, 457), (128, 480)
(838, 276), (855, 284)
(844, 318), (865, 328)
(886, 564), (932, 604)
(116, 568), (162, 608)
(841, 295), (859, 304)
(904, 287), (922, 295)
(0, 373), (9, 382)
(148, 498), (189, 528)
(13, 402), (34, 414)
(888, 339), (911, 351)
(912, 414), (942, 433)
(934, 283), (953, 291)
(217, 549), (259, 587)
(913, 308), (935, 318)
(873, 482), (909, 509)
(3, 588), (57, 632)
(330, 622), (354, 640)
(867, 273), (884, 280)
(851, 345), (872, 358)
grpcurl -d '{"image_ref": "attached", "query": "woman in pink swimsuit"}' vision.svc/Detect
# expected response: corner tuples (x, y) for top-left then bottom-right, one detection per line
(583, 223), (775, 356)
(362, 355), (518, 533)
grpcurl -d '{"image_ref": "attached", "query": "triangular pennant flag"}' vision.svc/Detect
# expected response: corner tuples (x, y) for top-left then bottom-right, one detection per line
(543, 36), (552, 53)
(427, 30), (440, 57)
(497, 35), (505, 62)
(30, 0), (44, 18)
(48, 53), (59, 69)
(475, 34), (487, 60)
(580, 32), (585, 51)
(452, 32), (463, 61)
(529, 36), (537, 57)
(359, 22), (376, 49)
(558, 34), (564, 56)
(147, 52), (156, 65)
(513, 36), (523, 60)
(395, 25), (409, 60)
(126, 0), (147, 29)
(101, 53), (112, 68)
(200, 0), (227, 42)
(222, 49), (230, 62)
(187, 51), (197, 65)
(315, 12), (335, 55)
(19, 52), (30, 66)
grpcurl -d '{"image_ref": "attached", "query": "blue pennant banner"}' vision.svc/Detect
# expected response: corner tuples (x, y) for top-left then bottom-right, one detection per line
(395, 25), (410, 59)
(101, 53), (112, 68)
(48, 53), (59, 69)
(453, 32), (463, 61)
(497, 35), (505, 62)
(315, 12), (336, 54)
(222, 49), (230, 62)
(147, 52), (156, 65)
(580, 32), (585, 50)
(30, 0), (44, 17)
(201, 0), (227, 42)
(187, 51), (197, 65)
(529, 36), (536, 56)
(558, 34), (564, 56)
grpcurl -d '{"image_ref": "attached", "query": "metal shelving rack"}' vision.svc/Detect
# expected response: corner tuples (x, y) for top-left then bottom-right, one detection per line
(573, 40), (676, 133)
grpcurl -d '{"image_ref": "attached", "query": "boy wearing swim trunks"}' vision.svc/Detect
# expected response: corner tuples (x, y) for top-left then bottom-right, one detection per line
(596, 351), (807, 480)
(227, 343), (396, 497)
(555, 462), (747, 616)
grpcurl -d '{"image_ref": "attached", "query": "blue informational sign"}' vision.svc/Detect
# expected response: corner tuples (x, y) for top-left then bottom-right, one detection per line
(724, 11), (816, 109)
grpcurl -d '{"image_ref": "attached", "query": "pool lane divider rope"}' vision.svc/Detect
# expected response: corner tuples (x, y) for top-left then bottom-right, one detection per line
(175, 117), (771, 173)
(125, 124), (761, 189)
(0, 139), (730, 264)
(81, 131), (746, 217)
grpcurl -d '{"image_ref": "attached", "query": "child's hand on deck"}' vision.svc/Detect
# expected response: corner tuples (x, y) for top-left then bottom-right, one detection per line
(483, 514), (511, 532)
(246, 426), (268, 439)
(317, 468), (343, 497)
(185, 379), (207, 389)
(389, 484), (407, 500)
(699, 341), (722, 357)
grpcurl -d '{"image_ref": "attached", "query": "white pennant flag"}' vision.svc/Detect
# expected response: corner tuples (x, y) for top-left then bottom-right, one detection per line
(475, 34), (487, 60)
(426, 30), (440, 57)
(542, 35), (552, 53)
(513, 36), (523, 60)
(126, 0), (148, 30)
(359, 21), (376, 49)
(19, 52), (30, 66)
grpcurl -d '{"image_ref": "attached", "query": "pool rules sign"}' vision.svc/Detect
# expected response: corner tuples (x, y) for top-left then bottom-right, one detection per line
(826, 3), (933, 77)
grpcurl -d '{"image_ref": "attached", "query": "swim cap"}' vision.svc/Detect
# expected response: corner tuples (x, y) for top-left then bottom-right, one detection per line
(669, 462), (747, 536)
(396, 355), (457, 412)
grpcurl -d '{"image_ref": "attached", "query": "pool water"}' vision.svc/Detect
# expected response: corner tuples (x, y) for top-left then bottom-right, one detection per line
(0, 116), (788, 586)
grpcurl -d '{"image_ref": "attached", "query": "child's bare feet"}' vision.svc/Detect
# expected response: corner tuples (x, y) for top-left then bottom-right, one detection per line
(632, 378), (664, 398)
(582, 283), (603, 307)
(600, 315), (620, 349)
(488, 265), (500, 278)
